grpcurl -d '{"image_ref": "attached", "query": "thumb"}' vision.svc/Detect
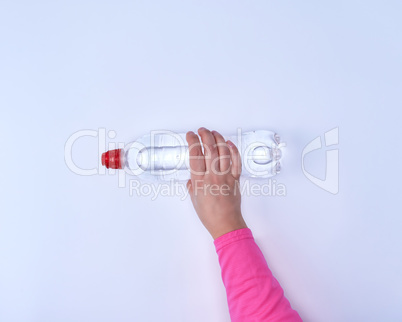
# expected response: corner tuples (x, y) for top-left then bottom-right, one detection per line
(186, 179), (193, 195)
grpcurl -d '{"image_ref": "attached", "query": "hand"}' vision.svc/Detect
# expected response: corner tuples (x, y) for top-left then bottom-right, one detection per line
(186, 127), (247, 240)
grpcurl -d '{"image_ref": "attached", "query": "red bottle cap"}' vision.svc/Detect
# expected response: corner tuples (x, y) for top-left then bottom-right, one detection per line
(101, 149), (123, 169)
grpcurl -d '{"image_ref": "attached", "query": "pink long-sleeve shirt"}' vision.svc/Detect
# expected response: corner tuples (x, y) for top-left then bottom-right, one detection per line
(214, 228), (302, 322)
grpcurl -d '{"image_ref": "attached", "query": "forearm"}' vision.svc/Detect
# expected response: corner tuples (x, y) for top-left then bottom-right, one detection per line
(214, 228), (302, 322)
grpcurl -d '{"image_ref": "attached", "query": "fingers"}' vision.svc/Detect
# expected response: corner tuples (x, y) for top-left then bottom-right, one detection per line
(188, 128), (241, 179)
(186, 131), (205, 179)
(212, 130), (231, 174)
(227, 140), (242, 179)
(198, 127), (219, 174)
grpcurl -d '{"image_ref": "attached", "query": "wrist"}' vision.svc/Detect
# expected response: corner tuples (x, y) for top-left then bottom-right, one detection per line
(211, 219), (248, 240)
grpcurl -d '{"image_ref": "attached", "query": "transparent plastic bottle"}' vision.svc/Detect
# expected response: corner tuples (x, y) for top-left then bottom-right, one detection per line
(101, 130), (284, 182)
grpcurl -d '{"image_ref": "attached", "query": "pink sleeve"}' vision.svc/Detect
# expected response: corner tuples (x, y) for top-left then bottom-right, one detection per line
(214, 228), (302, 322)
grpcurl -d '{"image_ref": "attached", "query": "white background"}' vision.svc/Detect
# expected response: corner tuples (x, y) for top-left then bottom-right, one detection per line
(1, 1), (401, 321)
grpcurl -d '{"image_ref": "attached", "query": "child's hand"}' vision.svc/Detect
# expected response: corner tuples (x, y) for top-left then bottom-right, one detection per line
(186, 128), (248, 240)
